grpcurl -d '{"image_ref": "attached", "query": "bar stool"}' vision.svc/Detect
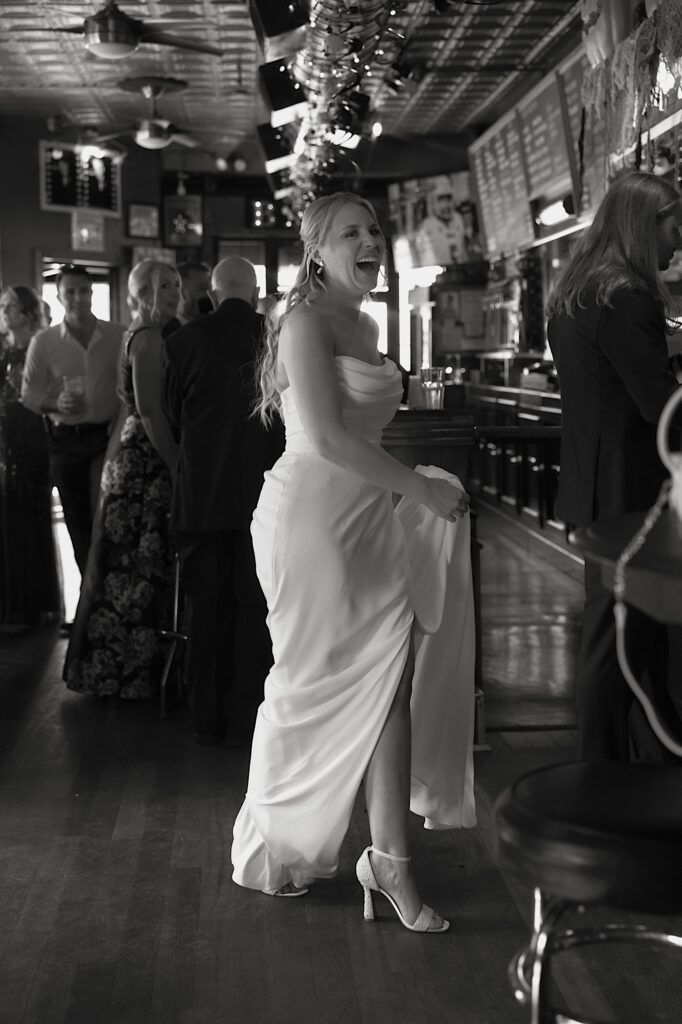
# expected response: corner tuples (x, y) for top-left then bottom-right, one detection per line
(158, 552), (187, 719)
(494, 420), (682, 1023)
(493, 760), (682, 1023)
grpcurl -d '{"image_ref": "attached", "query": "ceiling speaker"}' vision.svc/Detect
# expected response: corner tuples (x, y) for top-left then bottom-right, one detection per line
(258, 60), (309, 128)
(248, 0), (309, 60)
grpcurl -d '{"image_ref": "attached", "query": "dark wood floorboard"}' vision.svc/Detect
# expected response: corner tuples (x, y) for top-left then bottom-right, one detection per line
(1, 506), (681, 1023)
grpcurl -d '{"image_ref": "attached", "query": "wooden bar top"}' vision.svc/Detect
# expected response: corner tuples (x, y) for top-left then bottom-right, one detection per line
(382, 409), (475, 479)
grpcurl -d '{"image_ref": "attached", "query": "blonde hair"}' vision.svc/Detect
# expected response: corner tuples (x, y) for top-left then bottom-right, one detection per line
(546, 170), (681, 321)
(127, 260), (180, 323)
(254, 192), (380, 425)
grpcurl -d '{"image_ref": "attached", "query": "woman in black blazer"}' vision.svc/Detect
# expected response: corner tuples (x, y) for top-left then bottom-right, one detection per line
(547, 170), (681, 761)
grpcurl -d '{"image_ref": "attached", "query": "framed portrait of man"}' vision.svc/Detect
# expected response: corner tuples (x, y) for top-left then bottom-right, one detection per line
(40, 141), (122, 216)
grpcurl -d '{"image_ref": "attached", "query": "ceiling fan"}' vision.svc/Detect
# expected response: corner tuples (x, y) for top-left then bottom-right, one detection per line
(95, 77), (201, 150)
(15, 0), (223, 60)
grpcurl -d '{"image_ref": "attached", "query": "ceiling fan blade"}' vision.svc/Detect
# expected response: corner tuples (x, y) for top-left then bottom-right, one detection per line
(139, 29), (223, 56)
(142, 17), (215, 26)
(10, 24), (84, 32)
(171, 132), (200, 148)
(91, 129), (132, 142)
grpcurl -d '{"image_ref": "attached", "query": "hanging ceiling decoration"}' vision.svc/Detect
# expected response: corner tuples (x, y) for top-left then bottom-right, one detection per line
(256, 0), (414, 216)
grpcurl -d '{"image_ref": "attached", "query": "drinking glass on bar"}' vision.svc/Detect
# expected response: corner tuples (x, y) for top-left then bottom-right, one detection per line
(421, 367), (445, 410)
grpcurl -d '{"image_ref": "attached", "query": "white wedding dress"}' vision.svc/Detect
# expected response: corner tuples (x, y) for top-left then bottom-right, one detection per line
(231, 356), (476, 892)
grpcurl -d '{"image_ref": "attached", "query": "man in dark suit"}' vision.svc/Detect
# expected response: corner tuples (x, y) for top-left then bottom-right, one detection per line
(163, 257), (284, 744)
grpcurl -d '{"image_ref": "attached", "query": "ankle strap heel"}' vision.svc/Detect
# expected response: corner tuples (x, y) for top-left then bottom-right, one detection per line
(355, 846), (449, 933)
(370, 845), (411, 863)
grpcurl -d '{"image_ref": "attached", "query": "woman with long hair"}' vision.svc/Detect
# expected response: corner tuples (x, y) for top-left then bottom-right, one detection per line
(232, 193), (476, 932)
(547, 169), (682, 760)
(0, 285), (60, 627)
(64, 260), (180, 698)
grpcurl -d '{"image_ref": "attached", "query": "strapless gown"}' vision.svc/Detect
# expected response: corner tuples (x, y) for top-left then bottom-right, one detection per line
(231, 356), (476, 892)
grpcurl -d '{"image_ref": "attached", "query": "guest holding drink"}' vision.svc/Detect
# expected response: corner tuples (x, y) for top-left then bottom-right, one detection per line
(21, 265), (124, 579)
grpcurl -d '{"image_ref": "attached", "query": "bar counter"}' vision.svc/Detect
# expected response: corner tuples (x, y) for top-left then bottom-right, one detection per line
(382, 407), (475, 480)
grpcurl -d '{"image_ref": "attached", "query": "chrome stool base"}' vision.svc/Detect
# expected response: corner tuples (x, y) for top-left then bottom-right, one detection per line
(493, 762), (682, 1024)
(510, 887), (682, 1024)
(158, 553), (187, 719)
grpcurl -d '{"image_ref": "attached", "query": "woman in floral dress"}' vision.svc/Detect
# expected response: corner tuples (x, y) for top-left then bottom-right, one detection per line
(64, 260), (181, 698)
(0, 285), (61, 628)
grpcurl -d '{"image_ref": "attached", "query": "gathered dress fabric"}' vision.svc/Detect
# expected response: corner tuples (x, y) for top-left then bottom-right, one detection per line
(63, 327), (174, 698)
(231, 356), (476, 893)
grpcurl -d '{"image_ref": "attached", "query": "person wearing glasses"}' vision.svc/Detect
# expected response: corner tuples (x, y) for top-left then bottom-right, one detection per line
(21, 266), (124, 594)
(0, 285), (61, 629)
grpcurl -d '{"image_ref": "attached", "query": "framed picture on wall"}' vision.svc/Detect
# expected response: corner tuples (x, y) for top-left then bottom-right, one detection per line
(71, 210), (105, 252)
(127, 203), (159, 239)
(163, 195), (203, 247)
(131, 245), (177, 265)
(39, 140), (122, 216)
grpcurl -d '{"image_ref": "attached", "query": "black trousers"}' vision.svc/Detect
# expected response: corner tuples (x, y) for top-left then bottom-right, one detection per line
(576, 558), (676, 761)
(177, 529), (273, 740)
(45, 421), (110, 576)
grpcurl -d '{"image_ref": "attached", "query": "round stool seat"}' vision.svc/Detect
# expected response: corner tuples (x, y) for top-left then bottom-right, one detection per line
(494, 761), (682, 914)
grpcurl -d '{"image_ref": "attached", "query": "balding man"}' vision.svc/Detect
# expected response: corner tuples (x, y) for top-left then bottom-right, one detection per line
(162, 258), (284, 745)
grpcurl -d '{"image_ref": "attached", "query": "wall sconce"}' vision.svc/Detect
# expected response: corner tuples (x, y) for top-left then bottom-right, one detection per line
(249, 198), (277, 228)
(534, 194), (575, 228)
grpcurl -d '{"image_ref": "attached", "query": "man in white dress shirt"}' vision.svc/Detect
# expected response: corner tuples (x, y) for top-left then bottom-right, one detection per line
(21, 265), (124, 577)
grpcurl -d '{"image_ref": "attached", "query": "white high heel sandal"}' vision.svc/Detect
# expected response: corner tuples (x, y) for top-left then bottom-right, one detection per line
(355, 846), (450, 933)
(262, 882), (309, 897)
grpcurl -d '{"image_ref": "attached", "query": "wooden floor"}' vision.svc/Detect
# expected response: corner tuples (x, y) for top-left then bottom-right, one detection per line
(1, 504), (680, 1024)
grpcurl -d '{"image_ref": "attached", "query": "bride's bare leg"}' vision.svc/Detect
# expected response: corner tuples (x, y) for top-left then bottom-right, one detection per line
(363, 628), (444, 927)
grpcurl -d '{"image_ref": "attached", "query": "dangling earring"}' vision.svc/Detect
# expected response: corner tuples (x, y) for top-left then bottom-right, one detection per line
(316, 261), (324, 275)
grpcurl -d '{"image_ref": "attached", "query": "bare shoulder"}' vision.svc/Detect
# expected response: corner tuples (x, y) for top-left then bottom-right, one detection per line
(281, 301), (333, 357)
(128, 323), (162, 358)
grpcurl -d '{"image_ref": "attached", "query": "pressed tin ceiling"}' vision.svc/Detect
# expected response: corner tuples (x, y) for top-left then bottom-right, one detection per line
(0, 1), (582, 176)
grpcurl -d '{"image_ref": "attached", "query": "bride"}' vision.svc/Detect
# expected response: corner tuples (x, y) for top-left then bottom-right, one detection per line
(231, 193), (475, 933)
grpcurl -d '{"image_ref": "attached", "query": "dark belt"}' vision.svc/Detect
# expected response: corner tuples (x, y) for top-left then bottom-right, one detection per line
(47, 419), (110, 437)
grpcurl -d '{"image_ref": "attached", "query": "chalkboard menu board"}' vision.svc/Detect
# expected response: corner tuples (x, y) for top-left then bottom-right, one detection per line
(557, 53), (607, 216)
(517, 77), (573, 200)
(469, 113), (535, 260)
